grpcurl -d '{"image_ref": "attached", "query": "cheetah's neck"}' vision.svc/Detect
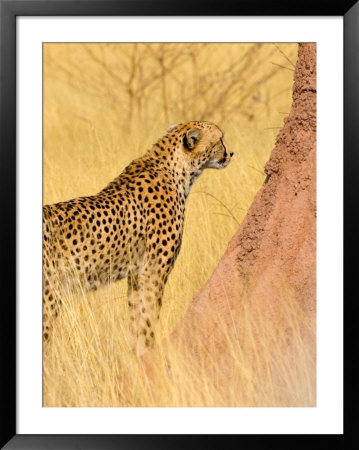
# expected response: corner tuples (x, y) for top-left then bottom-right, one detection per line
(146, 141), (204, 199)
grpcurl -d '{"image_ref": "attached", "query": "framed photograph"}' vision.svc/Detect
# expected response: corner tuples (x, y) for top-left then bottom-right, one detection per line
(1, 0), (356, 448)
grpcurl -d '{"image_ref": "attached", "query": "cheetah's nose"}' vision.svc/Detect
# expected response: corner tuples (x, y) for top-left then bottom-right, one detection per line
(230, 152), (234, 157)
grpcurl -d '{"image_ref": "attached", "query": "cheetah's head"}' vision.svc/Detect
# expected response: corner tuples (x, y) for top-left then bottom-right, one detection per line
(169, 121), (233, 172)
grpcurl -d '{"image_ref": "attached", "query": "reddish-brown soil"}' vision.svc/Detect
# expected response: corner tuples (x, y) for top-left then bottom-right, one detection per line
(170, 42), (315, 343)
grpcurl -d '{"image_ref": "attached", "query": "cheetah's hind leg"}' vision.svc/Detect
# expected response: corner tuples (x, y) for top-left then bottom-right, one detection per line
(43, 277), (62, 342)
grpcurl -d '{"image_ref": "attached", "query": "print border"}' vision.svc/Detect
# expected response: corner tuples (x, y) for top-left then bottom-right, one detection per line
(1, 0), (357, 448)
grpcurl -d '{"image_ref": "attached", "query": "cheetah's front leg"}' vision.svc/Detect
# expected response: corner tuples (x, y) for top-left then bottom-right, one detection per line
(127, 214), (182, 355)
(127, 265), (164, 356)
(127, 272), (140, 342)
(127, 257), (172, 356)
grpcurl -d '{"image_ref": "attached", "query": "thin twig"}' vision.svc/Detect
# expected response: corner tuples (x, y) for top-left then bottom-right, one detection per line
(191, 191), (240, 226)
(273, 44), (296, 68)
(248, 165), (264, 175)
(270, 62), (295, 71)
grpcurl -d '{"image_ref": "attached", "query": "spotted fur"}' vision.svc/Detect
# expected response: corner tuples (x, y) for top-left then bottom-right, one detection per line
(43, 121), (233, 355)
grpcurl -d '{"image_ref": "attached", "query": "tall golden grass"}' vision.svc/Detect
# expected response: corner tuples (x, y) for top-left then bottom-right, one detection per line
(43, 43), (315, 407)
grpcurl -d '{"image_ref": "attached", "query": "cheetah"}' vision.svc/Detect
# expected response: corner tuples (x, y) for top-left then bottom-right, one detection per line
(43, 121), (233, 355)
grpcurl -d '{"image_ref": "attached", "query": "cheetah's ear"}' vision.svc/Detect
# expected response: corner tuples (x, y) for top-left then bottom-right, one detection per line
(184, 128), (201, 150)
(167, 124), (178, 133)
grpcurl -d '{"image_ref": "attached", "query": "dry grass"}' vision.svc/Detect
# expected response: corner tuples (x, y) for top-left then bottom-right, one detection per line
(43, 43), (315, 407)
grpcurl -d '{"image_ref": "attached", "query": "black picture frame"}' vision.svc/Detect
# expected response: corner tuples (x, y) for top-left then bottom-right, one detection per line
(1, 0), (357, 448)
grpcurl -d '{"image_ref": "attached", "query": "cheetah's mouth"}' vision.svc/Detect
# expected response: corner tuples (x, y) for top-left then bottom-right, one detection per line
(204, 152), (233, 170)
